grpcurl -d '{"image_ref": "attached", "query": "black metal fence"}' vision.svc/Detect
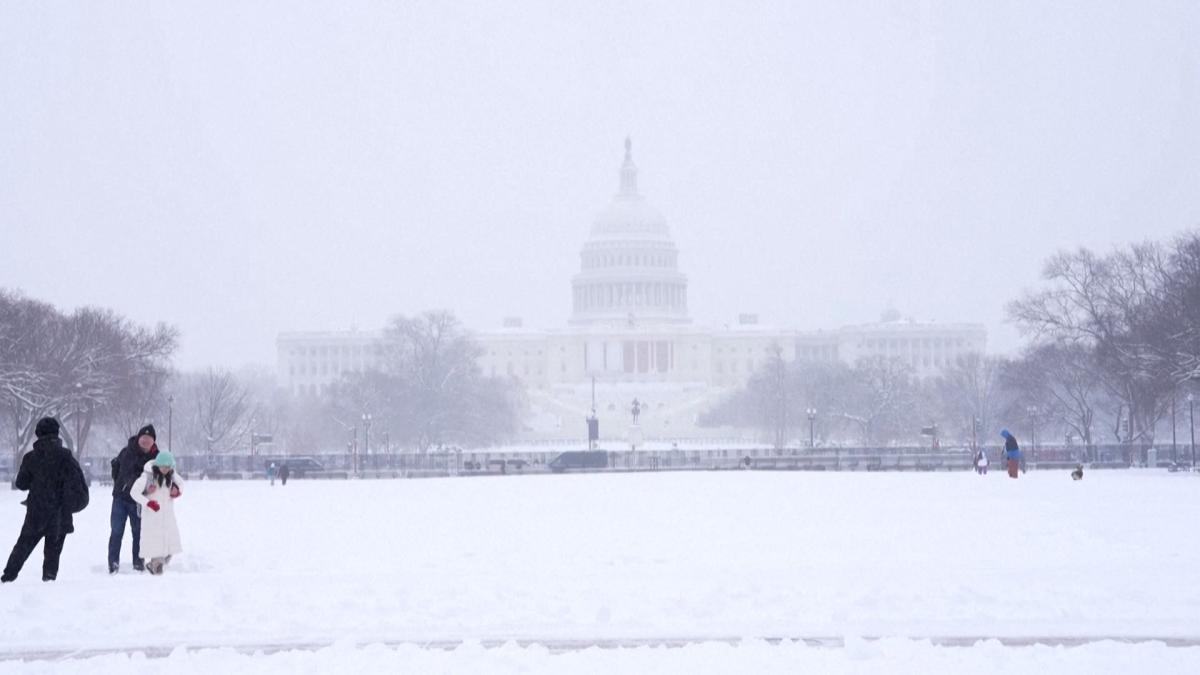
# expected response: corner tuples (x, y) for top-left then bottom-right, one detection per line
(70, 442), (1190, 482)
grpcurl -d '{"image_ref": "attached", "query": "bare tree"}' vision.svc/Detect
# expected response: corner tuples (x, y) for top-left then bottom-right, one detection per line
(932, 353), (1007, 447)
(739, 344), (789, 448)
(328, 311), (517, 452)
(842, 356), (919, 444)
(1, 291), (60, 460)
(1, 291), (177, 465)
(1147, 232), (1200, 383)
(1003, 343), (1104, 457)
(1009, 243), (1174, 443)
(177, 369), (254, 456)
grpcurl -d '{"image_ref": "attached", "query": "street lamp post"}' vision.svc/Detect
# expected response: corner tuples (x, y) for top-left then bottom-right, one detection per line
(806, 408), (817, 449)
(1189, 393), (1195, 468)
(1026, 405), (1038, 469)
(332, 416), (358, 474)
(168, 395), (174, 453)
(362, 413), (372, 457)
(74, 383), (82, 455)
(1172, 393), (1178, 463)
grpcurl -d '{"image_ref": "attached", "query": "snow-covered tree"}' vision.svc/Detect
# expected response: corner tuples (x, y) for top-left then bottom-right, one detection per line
(329, 311), (518, 452)
(1, 290), (177, 464)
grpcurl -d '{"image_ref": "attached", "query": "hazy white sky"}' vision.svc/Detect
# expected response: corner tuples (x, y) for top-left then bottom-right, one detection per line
(2, 1), (1198, 368)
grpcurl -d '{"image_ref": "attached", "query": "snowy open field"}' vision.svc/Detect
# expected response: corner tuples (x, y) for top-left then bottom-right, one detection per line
(2, 470), (1199, 673)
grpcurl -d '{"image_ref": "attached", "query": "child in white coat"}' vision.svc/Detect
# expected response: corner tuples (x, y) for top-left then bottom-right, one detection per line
(975, 450), (989, 475)
(130, 450), (183, 575)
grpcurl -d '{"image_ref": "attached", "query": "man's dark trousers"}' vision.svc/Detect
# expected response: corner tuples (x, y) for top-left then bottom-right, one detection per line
(3, 512), (66, 581)
(108, 497), (142, 569)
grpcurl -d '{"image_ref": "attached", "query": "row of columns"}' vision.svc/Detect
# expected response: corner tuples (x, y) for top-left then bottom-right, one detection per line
(574, 282), (687, 312)
(582, 251), (675, 270)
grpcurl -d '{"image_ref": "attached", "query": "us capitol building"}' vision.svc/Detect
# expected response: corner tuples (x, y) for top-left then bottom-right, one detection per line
(278, 140), (986, 442)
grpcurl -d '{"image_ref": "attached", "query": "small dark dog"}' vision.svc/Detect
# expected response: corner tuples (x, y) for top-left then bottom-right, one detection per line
(1071, 464), (1084, 481)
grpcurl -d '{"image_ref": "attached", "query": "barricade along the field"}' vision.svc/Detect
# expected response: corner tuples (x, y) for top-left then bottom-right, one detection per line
(152, 445), (1053, 479)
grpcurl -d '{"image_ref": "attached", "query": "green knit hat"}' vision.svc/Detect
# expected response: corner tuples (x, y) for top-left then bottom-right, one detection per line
(154, 450), (176, 468)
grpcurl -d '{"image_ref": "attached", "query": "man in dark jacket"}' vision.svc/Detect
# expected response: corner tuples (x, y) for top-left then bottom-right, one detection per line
(108, 424), (158, 574)
(2, 417), (89, 583)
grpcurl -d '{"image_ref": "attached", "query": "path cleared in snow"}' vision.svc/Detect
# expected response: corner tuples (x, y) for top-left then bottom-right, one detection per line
(1, 470), (1198, 669)
(5, 633), (1200, 662)
(3, 638), (1200, 674)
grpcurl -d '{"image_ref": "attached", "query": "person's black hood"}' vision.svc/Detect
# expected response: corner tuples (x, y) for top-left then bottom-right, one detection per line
(35, 417), (61, 439)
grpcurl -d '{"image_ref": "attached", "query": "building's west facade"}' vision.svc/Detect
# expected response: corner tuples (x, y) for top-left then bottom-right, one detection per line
(277, 141), (985, 441)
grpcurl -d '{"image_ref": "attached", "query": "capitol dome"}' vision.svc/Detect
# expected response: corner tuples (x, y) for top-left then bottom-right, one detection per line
(570, 139), (690, 327)
(588, 139), (672, 241)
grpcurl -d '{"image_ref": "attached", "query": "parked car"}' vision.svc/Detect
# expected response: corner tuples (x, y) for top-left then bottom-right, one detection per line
(549, 450), (608, 473)
(273, 457), (324, 477)
(485, 458), (530, 473)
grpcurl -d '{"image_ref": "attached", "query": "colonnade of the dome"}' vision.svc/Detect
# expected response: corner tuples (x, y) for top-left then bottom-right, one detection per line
(572, 280), (688, 314)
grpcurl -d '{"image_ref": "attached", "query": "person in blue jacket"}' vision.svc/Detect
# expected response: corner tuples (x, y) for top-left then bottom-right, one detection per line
(1000, 429), (1021, 478)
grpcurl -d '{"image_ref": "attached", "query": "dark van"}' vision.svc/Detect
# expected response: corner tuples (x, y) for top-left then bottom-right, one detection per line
(549, 450), (608, 473)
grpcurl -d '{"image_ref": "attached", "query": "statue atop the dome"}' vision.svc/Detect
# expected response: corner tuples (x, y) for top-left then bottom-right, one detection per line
(619, 137), (638, 196)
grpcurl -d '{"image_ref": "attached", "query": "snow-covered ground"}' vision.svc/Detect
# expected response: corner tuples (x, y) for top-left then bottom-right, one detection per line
(2, 470), (1198, 673)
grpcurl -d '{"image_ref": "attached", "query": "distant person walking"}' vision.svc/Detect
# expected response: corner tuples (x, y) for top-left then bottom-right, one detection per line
(2, 418), (89, 583)
(267, 462), (277, 487)
(975, 449), (989, 475)
(279, 463), (290, 486)
(129, 451), (183, 575)
(1001, 429), (1021, 479)
(109, 425), (159, 573)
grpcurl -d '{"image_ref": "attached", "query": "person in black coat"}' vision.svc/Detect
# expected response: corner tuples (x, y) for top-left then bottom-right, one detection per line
(2, 418), (89, 583)
(108, 424), (159, 574)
